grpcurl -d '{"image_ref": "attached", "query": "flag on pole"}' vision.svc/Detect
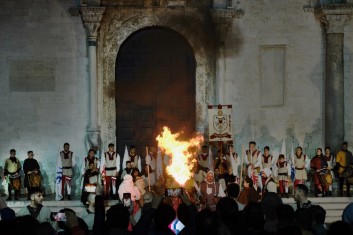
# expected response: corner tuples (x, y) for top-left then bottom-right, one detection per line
(280, 138), (286, 157)
(122, 145), (128, 169)
(290, 143), (295, 182)
(156, 148), (164, 181)
(207, 146), (214, 171)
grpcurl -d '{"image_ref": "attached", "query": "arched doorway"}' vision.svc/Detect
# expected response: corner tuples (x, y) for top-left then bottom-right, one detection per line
(115, 27), (196, 157)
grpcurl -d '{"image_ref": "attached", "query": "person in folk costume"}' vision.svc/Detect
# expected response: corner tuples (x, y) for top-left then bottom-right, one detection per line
(121, 161), (134, 180)
(101, 143), (121, 199)
(238, 177), (259, 205)
(213, 147), (229, 175)
(145, 146), (159, 189)
(261, 167), (277, 197)
(244, 141), (262, 191)
(24, 151), (41, 200)
(293, 146), (310, 188)
(127, 145), (141, 172)
(118, 174), (141, 231)
(261, 146), (274, 187)
(192, 158), (207, 192)
(324, 147), (335, 196)
(197, 145), (211, 173)
(225, 145), (240, 185)
(275, 154), (291, 198)
(214, 167), (227, 194)
(80, 149), (100, 204)
(310, 148), (328, 197)
(199, 171), (226, 211)
(4, 149), (22, 201)
(56, 143), (75, 201)
(336, 141), (353, 197)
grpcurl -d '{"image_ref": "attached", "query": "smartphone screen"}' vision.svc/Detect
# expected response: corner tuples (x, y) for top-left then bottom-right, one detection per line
(52, 212), (67, 221)
(168, 218), (185, 234)
(123, 193), (131, 207)
(165, 188), (182, 197)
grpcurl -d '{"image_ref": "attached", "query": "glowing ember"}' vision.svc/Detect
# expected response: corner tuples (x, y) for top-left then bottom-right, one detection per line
(156, 126), (204, 186)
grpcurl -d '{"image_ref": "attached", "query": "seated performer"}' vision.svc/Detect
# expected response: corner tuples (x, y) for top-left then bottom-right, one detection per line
(121, 161), (133, 180)
(261, 167), (277, 196)
(127, 146), (141, 172)
(275, 154), (291, 198)
(24, 151), (41, 200)
(310, 148), (328, 197)
(81, 161), (101, 205)
(214, 148), (229, 175)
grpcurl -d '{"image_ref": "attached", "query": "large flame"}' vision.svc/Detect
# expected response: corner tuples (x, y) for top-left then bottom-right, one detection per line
(156, 126), (204, 186)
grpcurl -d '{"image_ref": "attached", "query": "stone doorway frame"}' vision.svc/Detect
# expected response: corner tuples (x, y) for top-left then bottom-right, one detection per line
(97, 8), (216, 147)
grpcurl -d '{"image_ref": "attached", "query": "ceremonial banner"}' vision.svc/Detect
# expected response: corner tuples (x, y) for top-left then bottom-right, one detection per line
(208, 105), (233, 142)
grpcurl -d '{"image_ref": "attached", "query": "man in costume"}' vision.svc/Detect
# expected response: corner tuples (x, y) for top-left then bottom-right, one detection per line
(324, 147), (335, 196)
(261, 146), (274, 187)
(199, 171), (226, 211)
(3, 149), (22, 201)
(197, 145), (211, 173)
(127, 146), (141, 172)
(121, 161), (133, 180)
(23, 151), (41, 200)
(56, 143), (75, 200)
(275, 154), (291, 198)
(81, 149), (100, 204)
(336, 142), (353, 197)
(244, 141), (262, 191)
(293, 146), (310, 188)
(101, 143), (120, 199)
(310, 148), (328, 197)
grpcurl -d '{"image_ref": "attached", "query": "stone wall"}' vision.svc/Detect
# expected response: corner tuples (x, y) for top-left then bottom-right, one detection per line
(1, 0), (353, 196)
(0, 0), (88, 194)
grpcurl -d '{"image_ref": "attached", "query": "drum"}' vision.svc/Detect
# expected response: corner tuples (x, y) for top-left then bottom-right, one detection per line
(319, 171), (332, 189)
(29, 173), (41, 187)
(10, 175), (21, 190)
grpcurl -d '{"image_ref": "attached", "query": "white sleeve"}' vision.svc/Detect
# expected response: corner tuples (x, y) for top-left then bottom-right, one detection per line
(81, 158), (85, 175)
(218, 184), (226, 197)
(100, 154), (105, 173)
(254, 152), (262, 168)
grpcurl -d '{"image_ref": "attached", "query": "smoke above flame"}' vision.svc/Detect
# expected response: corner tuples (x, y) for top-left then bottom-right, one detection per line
(156, 126), (204, 186)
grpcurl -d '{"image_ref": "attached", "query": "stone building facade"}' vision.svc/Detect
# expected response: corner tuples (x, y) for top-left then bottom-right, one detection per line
(0, 0), (353, 194)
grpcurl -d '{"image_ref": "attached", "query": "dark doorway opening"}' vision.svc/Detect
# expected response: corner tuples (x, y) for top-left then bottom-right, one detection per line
(115, 27), (196, 159)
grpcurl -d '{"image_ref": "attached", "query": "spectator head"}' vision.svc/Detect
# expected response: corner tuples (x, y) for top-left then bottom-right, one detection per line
(261, 192), (283, 220)
(227, 183), (240, 198)
(327, 221), (353, 235)
(243, 177), (253, 188)
(294, 184), (308, 202)
(295, 208), (313, 231)
(216, 197), (239, 232)
(195, 208), (219, 235)
(343, 203), (353, 226)
(29, 187), (44, 206)
(242, 202), (265, 230)
(309, 205), (326, 225)
(154, 203), (176, 231)
(106, 204), (130, 229)
(276, 204), (295, 227)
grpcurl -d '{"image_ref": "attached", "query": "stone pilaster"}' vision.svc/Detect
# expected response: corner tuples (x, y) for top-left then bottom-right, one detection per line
(210, 8), (244, 44)
(79, 6), (105, 155)
(315, 4), (353, 153)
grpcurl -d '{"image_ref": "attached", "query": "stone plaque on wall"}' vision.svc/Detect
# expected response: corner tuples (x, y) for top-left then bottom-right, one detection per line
(260, 46), (285, 106)
(9, 59), (55, 92)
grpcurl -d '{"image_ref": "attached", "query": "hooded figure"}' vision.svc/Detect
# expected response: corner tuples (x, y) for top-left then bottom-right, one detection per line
(118, 174), (141, 202)
(199, 171), (226, 211)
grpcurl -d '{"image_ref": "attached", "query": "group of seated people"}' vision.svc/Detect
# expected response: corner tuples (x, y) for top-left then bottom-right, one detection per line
(1, 183), (353, 235)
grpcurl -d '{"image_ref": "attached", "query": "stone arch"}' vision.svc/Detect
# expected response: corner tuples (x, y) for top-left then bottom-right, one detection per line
(98, 9), (216, 146)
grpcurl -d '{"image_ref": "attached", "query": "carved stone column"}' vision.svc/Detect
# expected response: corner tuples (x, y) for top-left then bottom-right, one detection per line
(80, 6), (105, 155)
(315, 5), (353, 153)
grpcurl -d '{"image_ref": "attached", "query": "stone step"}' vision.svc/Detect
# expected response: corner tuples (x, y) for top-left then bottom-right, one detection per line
(282, 197), (353, 224)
